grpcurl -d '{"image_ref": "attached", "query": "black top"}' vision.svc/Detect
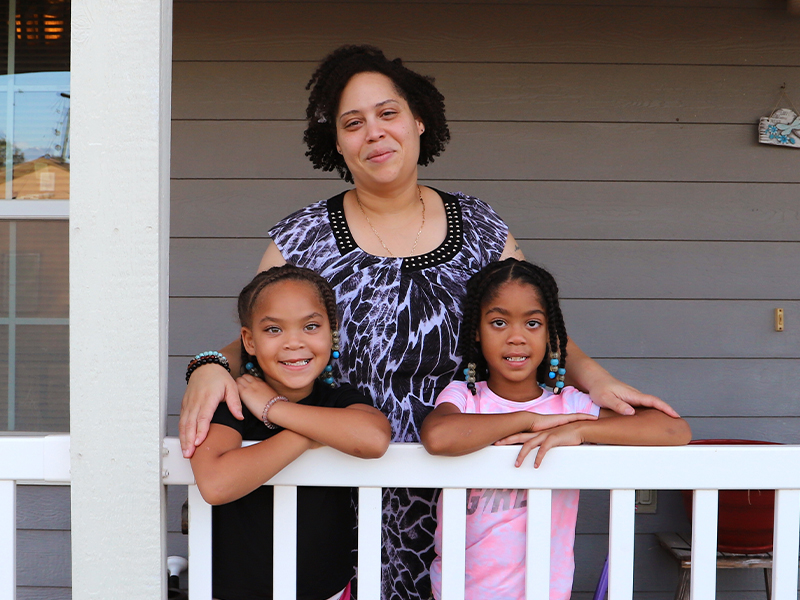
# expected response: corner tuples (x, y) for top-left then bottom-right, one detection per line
(210, 381), (371, 600)
(326, 189), (464, 272)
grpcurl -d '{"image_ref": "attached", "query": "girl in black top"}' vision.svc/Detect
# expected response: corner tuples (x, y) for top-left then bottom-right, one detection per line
(190, 265), (392, 600)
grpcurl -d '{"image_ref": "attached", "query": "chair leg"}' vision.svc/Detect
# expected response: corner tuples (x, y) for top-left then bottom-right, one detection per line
(674, 569), (690, 600)
(763, 567), (772, 600)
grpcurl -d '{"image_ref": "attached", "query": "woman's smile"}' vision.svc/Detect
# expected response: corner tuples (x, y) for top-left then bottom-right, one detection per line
(366, 148), (395, 163)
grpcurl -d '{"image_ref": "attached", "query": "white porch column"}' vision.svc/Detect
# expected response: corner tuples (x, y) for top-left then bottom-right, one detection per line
(70, 0), (172, 598)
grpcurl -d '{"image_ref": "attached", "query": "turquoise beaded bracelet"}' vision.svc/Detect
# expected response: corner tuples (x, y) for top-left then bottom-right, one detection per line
(185, 351), (231, 383)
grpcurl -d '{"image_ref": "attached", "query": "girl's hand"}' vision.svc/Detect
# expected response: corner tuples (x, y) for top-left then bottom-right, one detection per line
(524, 412), (596, 434)
(589, 378), (679, 418)
(495, 423), (584, 469)
(180, 364), (242, 458)
(236, 374), (280, 419)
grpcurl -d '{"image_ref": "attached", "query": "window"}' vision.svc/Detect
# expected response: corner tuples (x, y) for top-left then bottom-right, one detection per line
(0, 0), (69, 432)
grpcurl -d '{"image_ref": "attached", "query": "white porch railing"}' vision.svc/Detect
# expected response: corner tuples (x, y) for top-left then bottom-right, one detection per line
(2, 436), (800, 600)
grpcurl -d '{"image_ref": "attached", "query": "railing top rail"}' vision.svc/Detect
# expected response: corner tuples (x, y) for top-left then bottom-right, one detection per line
(0, 435), (70, 482)
(162, 438), (800, 490)
(3, 436), (800, 491)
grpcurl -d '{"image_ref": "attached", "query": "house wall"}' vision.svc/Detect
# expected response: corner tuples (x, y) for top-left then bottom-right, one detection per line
(19, 0), (800, 598)
(166, 1), (800, 599)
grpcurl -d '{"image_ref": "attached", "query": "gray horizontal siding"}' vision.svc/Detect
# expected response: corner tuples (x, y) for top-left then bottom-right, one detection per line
(168, 297), (800, 358)
(172, 121), (800, 182)
(172, 179), (800, 241)
(173, 3), (800, 65)
(173, 61), (800, 124)
(171, 237), (800, 299)
(168, 357), (800, 418)
(16, 588), (71, 600)
(17, 530), (71, 587)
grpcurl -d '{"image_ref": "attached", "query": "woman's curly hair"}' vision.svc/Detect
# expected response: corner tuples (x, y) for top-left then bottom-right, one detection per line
(304, 45), (450, 183)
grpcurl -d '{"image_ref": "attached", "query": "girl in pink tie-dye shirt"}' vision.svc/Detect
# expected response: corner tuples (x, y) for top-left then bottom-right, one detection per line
(421, 259), (691, 600)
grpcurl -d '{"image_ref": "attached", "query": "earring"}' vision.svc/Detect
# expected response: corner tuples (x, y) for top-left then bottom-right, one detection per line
(244, 359), (262, 379)
(323, 331), (340, 387)
(548, 352), (566, 393)
(464, 362), (477, 395)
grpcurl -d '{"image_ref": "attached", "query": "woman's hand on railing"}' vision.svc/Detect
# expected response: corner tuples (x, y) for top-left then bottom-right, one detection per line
(588, 377), (680, 418)
(180, 364), (242, 458)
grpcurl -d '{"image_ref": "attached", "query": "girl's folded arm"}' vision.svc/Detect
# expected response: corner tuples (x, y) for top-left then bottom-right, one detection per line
(578, 408), (692, 446)
(420, 401), (595, 456)
(266, 401), (391, 459)
(500, 408), (692, 468)
(190, 423), (313, 506)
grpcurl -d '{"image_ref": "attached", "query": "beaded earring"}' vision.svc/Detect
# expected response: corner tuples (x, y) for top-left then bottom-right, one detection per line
(548, 351), (566, 394)
(244, 358), (263, 379)
(322, 331), (341, 387)
(464, 362), (477, 395)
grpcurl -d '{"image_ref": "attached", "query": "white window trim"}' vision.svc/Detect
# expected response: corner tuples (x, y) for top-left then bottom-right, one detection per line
(0, 200), (69, 219)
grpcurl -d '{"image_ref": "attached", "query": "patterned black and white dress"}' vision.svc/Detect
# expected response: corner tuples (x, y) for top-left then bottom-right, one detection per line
(269, 189), (508, 600)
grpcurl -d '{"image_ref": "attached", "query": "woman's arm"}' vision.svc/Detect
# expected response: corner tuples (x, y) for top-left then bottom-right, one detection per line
(420, 401), (596, 456)
(499, 232), (525, 260)
(497, 408), (692, 468)
(238, 375), (391, 459)
(190, 423), (315, 505)
(563, 339), (680, 417)
(179, 242), (287, 458)
(498, 233), (677, 417)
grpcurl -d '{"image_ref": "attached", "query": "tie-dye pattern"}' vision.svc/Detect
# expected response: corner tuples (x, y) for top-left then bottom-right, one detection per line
(269, 190), (508, 600)
(430, 381), (600, 600)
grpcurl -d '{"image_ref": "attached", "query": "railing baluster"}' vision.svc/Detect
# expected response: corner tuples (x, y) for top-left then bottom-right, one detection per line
(188, 484), (212, 600)
(689, 489), (718, 600)
(358, 487), (382, 599)
(273, 485), (297, 600)
(525, 489), (551, 600)
(771, 489), (800, 600)
(0, 480), (15, 600)
(608, 489), (636, 600)
(440, 487), (467, 600)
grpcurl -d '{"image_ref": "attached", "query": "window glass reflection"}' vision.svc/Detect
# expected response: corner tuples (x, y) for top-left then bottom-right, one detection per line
(0, 220), (68, 431)
(1, 1), (70, 200)
(12, 85), (70, 199)
(15, 324), (68, 431)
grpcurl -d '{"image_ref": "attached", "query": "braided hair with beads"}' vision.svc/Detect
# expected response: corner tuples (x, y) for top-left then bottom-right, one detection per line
(458, 258), (569, 395)
(237, 265), (340, 382)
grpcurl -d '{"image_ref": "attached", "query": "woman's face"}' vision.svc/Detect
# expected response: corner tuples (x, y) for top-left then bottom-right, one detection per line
(335, 71), (425, 191)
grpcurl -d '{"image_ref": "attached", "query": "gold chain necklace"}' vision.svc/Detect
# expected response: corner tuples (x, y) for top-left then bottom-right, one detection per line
(355, 186), (426, 257)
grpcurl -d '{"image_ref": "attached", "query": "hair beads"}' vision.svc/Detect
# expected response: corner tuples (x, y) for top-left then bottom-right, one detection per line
(322, 331), (341, 387)
(548, 352), (567, 394)
(464, 362), (477, 394)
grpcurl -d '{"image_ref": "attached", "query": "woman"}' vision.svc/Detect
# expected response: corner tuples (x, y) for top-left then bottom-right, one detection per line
(179, 45), (675, 600)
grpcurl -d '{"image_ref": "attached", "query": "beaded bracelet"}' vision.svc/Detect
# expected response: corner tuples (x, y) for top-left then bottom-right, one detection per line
(185, 351), (231, 383)
(261, 396), (288, 429)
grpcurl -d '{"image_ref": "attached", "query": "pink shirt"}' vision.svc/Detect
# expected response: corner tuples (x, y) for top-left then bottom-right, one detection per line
(430, 381), (600, 600)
